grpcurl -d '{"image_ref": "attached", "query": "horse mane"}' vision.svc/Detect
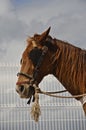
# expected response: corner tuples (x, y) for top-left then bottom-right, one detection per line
(53, 38), (86, 95)
(26, 35), (86, 95)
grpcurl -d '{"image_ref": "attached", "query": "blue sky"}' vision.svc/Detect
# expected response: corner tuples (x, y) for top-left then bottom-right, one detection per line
(12, 0), (48, 7)
(0, 0), (86, 62)
(12, 0), (31, 6)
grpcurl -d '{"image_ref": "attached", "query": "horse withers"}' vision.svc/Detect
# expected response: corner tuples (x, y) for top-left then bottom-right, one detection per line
(16, 27), (86, 116)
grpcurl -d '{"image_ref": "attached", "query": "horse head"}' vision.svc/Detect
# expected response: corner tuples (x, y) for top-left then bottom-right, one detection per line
(16, 27), (58, 100)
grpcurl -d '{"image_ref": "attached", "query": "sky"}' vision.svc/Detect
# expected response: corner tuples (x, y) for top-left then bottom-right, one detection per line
(0, 0), (86, 63)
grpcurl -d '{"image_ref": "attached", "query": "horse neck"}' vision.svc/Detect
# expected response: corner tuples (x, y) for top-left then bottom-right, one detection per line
(53, 39), (85, 96)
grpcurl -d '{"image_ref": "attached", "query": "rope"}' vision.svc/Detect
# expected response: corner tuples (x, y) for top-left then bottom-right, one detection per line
(36, 88), (86, 98)
(30, 85), (41, 122)
(30, 86), (86, 122)
(45, 89), (67, 94)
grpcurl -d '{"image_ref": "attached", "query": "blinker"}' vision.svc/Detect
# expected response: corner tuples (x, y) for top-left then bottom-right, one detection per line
(29, 47), (42, 66)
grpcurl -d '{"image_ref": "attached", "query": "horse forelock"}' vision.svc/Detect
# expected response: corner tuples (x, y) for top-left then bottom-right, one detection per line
(26, 38), (39, 52)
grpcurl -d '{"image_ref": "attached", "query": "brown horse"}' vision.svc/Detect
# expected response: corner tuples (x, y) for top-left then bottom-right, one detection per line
(16, 27), (86, 117)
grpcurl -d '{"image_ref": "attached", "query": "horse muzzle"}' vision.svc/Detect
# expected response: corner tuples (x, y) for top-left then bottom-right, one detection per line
(16, 84), (35, 99)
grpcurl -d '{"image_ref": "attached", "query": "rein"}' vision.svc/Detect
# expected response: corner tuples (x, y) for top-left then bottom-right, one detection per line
(38, 88), (86, 98)
(34, 87), (86, 99)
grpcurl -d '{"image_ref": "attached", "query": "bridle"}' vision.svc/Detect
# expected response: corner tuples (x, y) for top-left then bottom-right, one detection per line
(16, 46), (48, 86)
(16, 43), (86, 117)
(16, 44), (86, 101)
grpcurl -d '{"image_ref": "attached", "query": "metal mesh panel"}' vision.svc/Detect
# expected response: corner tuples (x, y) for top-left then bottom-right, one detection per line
(0, 63), (86, 130)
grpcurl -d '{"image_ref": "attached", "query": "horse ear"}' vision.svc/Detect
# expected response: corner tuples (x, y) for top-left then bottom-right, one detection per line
(39, 27), (51, 42)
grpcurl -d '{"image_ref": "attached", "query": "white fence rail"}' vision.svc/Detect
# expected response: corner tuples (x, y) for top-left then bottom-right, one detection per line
(0, 63), (86, 130)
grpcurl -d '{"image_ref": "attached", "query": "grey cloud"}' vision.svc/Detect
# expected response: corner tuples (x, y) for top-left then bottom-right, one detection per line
(15, 0), (86, 49)
(0, 13), (29, 62)
(0, 0), (86, 63)
(0, 16), (28, 43)
(46, 12), (86, 48)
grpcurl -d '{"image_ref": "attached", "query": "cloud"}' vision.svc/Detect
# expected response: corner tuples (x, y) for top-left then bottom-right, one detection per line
(0, 0), (86, 62)
(47, 13), (86, 48)
(0, 0), (12, 16)
(0, 0), (29, 62)
(0, 17), (28, 42)
(15, 0), (86, 47)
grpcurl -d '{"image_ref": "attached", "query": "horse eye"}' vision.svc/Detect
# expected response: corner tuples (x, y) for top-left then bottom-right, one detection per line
(20, 59), (22, 65)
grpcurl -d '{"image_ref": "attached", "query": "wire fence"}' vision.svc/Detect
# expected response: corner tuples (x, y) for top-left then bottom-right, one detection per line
(0, 63), (86, 130)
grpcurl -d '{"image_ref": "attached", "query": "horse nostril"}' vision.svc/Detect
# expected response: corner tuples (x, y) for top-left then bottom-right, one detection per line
(19, 85), (24, 92)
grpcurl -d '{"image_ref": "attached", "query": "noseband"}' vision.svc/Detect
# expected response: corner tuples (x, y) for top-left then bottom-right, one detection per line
(16, 46), (48, 85)
(17, 72), (32, 79)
